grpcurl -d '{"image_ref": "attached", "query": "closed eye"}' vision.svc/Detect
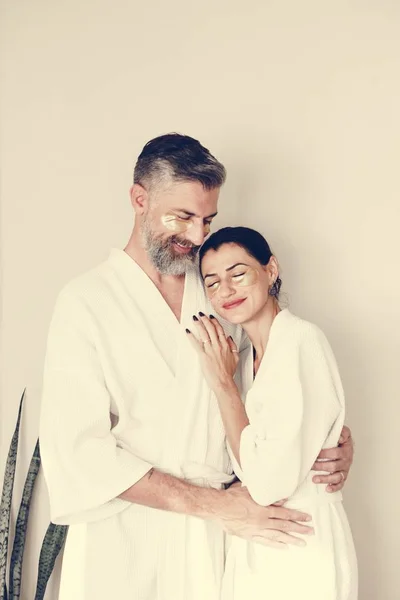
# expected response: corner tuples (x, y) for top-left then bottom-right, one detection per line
(232, 273), (245, 279)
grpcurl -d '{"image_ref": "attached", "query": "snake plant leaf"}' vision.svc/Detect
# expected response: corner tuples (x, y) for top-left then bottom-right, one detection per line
(34, 523), (68, 600)
(9, 440), (41, 600)
(0, 390), (26, 600)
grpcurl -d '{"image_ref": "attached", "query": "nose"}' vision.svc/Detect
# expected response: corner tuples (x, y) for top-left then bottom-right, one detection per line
(184, 222), (208, 247)
(217, 279), (236, 299)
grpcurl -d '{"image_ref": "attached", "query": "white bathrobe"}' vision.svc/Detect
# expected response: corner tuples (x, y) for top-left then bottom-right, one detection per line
(39, 248), (245, 600)
(222, 309), (358, 600)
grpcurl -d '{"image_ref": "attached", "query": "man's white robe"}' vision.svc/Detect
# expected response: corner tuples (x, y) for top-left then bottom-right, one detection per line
(39, 249), (245, 600)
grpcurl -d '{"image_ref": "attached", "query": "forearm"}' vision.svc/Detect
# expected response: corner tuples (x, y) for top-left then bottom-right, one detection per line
(213, 380), (249, 466)
(119, 468), (226, 520)
(119, 465), (313, 547)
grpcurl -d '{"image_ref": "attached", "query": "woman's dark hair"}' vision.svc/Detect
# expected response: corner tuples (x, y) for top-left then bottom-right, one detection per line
(199, 226), (282, 297)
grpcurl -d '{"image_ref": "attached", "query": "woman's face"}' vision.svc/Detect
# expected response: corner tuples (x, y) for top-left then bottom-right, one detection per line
(201, 243), (277, 325)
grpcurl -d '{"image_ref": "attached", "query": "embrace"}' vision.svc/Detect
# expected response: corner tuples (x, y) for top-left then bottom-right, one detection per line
(40, 133), (357, 599)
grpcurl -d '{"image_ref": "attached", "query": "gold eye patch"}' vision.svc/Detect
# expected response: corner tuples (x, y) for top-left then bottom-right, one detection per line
(161, 214), (193, 233)
(205, 268), (259, 296)
(161, 213), (212, 235)
(205, 281), (221, 296)
(232, 268), (259, 287)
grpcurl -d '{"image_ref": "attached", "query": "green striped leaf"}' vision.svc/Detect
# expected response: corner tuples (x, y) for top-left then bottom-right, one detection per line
(0, 390), (26, 600)
(34, 523), (68, 600)
(9, 440), (41, 600)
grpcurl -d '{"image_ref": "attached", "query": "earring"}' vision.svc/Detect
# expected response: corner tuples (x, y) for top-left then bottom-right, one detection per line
(269, 282), (277, 296)
(269, 277), (282, 297)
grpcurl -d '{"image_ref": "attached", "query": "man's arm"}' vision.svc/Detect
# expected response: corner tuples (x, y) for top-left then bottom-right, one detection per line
(312, 425), (354, 492)
(120, 469), (314, 549)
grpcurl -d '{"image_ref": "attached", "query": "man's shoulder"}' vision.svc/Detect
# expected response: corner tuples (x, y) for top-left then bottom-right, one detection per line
(54, 254), (114, 311)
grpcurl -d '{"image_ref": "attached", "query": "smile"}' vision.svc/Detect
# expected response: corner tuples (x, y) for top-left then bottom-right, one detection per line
(173, 241), (194, 254)
(222, 298), (247, 310)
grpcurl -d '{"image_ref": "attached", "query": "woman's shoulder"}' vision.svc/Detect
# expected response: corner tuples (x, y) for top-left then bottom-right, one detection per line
(279, 309), (330, 348)
(272, 311), (337, 376)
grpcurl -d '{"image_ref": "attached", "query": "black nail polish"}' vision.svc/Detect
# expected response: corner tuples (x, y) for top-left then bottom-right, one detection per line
(209, 314), (215, 319)
(185, 328), (191, 334)
(193, 315), (198, 321)
(198, 312), (205, 317)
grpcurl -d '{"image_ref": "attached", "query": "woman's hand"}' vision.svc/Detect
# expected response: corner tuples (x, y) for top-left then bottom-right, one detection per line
(186, 313), (239, 392)
(312, 425), (354, 492)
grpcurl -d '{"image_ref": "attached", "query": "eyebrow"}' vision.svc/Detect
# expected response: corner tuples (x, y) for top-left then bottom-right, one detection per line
(204, 263), (250, 280)
(173, 209), (218, 220)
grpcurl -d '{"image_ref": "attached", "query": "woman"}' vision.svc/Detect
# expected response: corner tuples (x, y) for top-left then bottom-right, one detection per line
(186, 227), (357, 600)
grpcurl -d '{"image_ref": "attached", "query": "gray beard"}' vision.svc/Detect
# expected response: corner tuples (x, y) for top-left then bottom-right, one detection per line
(141, 218), (199, 276)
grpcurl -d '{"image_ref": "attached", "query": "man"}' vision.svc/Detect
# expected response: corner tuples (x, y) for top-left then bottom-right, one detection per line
(40, 133), (353, 600)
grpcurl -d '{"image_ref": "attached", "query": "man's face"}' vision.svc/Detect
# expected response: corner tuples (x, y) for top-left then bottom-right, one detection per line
(141, 180), (219, 275)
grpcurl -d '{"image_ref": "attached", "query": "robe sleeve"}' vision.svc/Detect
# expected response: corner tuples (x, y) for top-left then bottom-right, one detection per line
(238, 324), (343, 506)
(39, 286), (153, 525)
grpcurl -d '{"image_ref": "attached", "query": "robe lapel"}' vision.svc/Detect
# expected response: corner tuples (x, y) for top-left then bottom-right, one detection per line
(107, 248), (181, 380)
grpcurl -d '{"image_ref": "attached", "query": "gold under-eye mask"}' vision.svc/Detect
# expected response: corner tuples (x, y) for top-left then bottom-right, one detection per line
(232, 268), (259, 287)
(205, 267), (259, 296)
(162, 213), (212, 235)
(161, 214), (193, 233)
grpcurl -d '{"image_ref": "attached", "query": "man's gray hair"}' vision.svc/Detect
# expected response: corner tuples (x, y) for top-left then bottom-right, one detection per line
(133, 133), (226, 192)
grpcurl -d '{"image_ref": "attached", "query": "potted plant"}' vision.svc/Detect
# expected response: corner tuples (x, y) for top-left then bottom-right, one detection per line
(0, 391), (68, 600)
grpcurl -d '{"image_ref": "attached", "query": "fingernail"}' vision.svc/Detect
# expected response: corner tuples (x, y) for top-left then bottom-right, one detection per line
(193, 315), (198, 321)
(327, 486), (333, 493)
(307, 528), (315, 535)
(198, 311), (205, 317)
(305, 515), (312, 521)
(313, 477), (321, 483)
(339, 437), (344, 444)
(185, 328), (191, 334)
(297, 539), (306, 547)
(209, 314), (215, 319)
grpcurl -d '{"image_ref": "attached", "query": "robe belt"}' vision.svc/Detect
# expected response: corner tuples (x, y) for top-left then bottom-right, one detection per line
(180, 461), (237, 488)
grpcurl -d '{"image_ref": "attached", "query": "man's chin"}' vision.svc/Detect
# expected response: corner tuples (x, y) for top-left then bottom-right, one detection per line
(174, 257), (198, 275)
(170, 246), (199, 265)
(157, 255), (198, 276)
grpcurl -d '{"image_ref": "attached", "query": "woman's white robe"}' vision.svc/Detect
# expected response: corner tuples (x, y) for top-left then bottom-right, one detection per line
(39, 248), (244, 600)
(222, 309), (358, 600)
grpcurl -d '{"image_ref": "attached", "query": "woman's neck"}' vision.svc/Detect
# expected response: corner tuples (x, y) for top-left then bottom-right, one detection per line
(242, 298), (280, 364)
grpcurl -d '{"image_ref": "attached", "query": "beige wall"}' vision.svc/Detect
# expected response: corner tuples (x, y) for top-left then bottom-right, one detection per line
(1, 1), (399, 598)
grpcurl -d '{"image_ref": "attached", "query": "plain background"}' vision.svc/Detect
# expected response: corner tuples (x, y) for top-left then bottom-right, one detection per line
(1, 1), (399, 598)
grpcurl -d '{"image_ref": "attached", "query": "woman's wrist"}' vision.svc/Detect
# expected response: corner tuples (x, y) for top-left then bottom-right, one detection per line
(213, 376), (238, 395)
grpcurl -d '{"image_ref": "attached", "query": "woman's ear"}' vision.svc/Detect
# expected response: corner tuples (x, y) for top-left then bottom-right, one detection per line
(267, 256), (280, 284)
(129, 183), (149, 215)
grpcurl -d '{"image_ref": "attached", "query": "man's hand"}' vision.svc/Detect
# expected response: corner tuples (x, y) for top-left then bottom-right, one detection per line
(312, 425), (354, 492)
(218, 483), (314, 549)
